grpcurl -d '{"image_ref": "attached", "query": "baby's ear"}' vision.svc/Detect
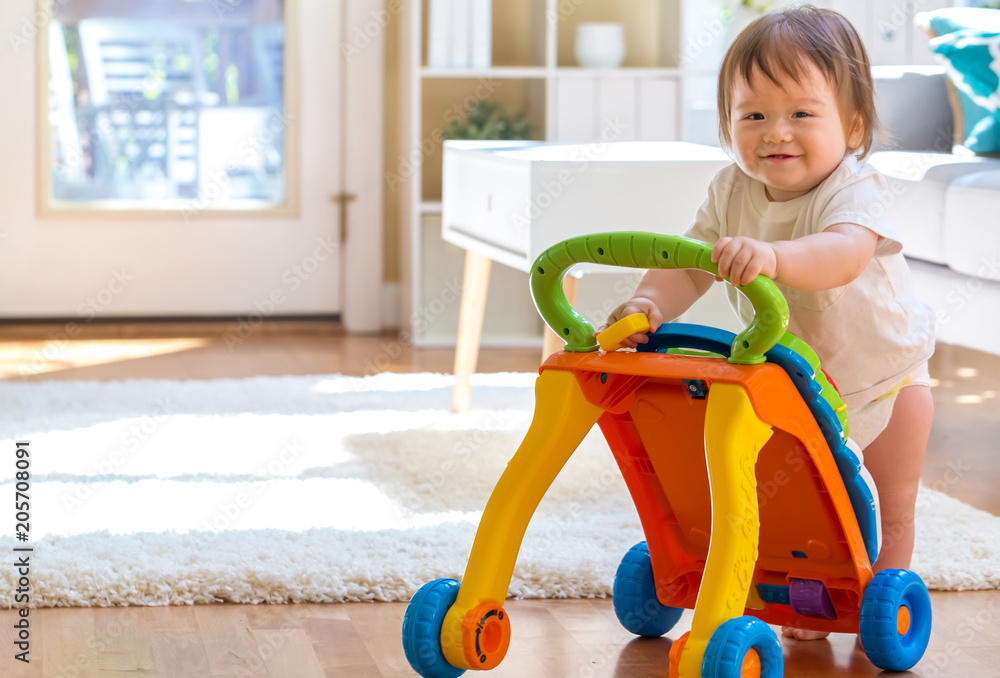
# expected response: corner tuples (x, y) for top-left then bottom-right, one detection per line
(847, 113), (865, 150)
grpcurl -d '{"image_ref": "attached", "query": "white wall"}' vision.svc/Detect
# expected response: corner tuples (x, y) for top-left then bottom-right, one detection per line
(682, 0), (956, 146)
(820, 0), (955, 66)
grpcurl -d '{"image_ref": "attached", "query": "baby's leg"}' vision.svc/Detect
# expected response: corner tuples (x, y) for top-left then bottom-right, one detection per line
(861, 384), (934, 571)
(783, 384), (934, 641)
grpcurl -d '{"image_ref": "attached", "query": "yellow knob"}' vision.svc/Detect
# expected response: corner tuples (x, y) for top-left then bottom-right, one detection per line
(596, 313), (651, 351)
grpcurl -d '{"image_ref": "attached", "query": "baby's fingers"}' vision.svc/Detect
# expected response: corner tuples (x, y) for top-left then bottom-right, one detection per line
(711, 237), (732, 263)
(713, 241), (737, 281)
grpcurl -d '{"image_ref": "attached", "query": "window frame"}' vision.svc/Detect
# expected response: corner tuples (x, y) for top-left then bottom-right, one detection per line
(35, 0), (302, 219)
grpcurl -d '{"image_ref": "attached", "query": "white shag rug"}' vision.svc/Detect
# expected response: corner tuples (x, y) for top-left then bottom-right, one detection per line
(0, 372), (997, 608)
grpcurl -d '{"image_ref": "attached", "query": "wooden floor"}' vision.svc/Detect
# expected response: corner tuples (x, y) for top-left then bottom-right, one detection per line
(1, 321), (998, 678)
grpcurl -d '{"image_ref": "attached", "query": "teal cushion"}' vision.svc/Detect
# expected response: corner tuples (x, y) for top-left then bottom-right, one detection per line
(927, 7), (1000, 35)
(924, 9), (1000, 154)
(925, 7), (1000, 35)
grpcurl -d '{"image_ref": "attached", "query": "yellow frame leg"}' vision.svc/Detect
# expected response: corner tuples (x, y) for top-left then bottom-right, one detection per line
(441, 369), (604, 670)
(677, 382), (773, 678)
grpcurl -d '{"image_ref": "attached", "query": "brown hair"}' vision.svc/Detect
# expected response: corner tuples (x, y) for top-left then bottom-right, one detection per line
(717, 5), (880, 158)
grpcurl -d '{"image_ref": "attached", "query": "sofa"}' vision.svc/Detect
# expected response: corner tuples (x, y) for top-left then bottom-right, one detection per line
(870, 66), (1000, 273)
(865, 9), (1000, 357)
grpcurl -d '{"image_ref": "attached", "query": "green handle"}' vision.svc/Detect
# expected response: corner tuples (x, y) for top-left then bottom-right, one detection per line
(529, 232), (789, 364)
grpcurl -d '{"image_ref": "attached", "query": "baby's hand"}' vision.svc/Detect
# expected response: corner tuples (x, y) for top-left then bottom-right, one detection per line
(712, 236), (777, 287)
(597, 298), (663, 349)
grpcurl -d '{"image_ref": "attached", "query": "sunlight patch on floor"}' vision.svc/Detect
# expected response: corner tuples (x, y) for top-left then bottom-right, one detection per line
(0, 337), (211, 378)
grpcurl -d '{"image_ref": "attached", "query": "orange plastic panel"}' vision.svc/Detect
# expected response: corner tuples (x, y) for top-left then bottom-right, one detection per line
(541, 351), (874, 634)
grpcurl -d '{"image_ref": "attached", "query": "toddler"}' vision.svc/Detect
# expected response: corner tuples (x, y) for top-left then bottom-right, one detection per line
(603, 5), (935, 640)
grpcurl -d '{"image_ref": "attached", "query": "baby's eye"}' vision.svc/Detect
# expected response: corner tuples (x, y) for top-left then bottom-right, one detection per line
(745, 113), (764, 121)
(792, 111), (811, 118)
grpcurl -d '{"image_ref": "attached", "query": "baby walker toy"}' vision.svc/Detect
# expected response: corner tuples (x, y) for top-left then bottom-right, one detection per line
(402, 233), (932, 678)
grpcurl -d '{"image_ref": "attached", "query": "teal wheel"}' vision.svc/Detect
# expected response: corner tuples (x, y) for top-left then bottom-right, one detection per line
(613, 541), (684, 637)
(402, 578), (465, 678)
(859, 569), (932, 671)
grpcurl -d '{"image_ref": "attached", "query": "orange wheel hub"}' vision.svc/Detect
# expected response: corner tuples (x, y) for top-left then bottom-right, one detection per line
(741, 648), (761, 678)
(461, 602), (511, 670)
(898, 605), (911, 635)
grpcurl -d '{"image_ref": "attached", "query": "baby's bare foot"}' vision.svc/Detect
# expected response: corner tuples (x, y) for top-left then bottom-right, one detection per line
(781, 626), (830, 641)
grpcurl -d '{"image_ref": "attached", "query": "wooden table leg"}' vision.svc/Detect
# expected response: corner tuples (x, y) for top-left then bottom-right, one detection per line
(451, 250), (492, 413)
(541, 274), (579, 361)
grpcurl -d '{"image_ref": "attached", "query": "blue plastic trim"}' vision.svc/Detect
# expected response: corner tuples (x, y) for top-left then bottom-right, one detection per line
(756, 583), (791, 606)
(638, 323), (880, 565)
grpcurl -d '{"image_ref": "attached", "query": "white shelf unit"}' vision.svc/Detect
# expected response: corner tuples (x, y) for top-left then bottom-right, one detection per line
(403, 0), (691, 347)
(400, 0), (949, 347)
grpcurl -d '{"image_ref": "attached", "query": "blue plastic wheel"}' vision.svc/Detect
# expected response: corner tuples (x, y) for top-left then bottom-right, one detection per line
(402, 578), (466, 678)
(702, 616), (783, 678)
(859, 569), (932, 672)
(613, 541), (684, 637)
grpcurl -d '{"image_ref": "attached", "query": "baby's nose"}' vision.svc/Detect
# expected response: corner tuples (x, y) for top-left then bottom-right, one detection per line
(763, 120), (793, 143)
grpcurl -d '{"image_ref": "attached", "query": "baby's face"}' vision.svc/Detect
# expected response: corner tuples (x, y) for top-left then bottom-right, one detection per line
(729, 62), (856, 202)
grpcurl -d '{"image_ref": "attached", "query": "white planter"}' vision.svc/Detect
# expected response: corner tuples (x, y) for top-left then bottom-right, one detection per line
(574, 23), (626, 68)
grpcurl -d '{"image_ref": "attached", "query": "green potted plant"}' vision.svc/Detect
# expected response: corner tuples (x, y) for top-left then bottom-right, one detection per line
(443, 100), (532, 141)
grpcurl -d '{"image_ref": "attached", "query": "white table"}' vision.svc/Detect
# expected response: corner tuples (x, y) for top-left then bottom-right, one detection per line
(441, 140), (733, 411)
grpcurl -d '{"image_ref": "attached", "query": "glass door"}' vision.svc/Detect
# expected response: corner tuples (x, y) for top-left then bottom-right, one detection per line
(27, 0), (348, 320)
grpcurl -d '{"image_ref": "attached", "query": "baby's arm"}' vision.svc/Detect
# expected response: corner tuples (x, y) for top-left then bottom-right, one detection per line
(601, 268), (716, 348)
(713, 223), (878, 290)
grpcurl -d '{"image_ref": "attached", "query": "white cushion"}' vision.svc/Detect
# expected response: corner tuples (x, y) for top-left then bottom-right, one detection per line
(868, 151), (1000, 264)
(943, 170), (1000, 281)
